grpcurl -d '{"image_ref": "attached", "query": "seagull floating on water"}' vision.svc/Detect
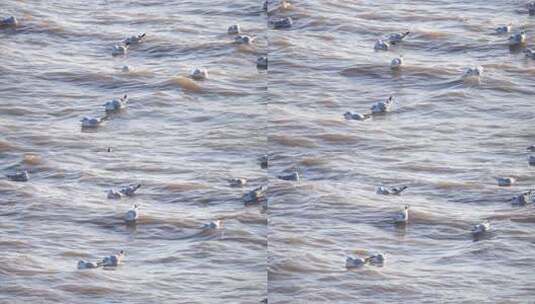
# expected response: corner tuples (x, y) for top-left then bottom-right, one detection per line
(390, 56), (404, 69)
(374, 39), (389, 51)
(508, 31), (527, 46)
(463, 66), (483, 78)
(278, 170), (300, 181)
(101, 250), (125, 267)
(272, 17), (293, 29)
(104, 94), (127, 112)
(345, 256), (367, 269)
(124, 33), (146, 46)
(371, 96), (394, 114)
(496, 24), (512, 34)
(120, 184), (141, 196)
(243, 185), (267, 205)
(524, 48), (535, 59)
(366, 253), (386, 265)
(112, 44), (128, 56)
(229, 178), (248, 187)
(190, 68), (208, 80)
(387, 32), (410, 45)
(344, 111), (371, 121)
(377, 185), (407, 195)
(107, 190), (122, 199)
(257, 56), (268, 69)
(202, 220), (222, 230)
(510, 190), (534, 206)
(77, 260), (101, 269)
(81, 116), (105, 128)
(472, 220), (490, 235)
(6, 170), (29, 182)
(228, 24), (241, 35)
(497, 177), (515, 186)
(124, 204), (139, 223)
(393, 205), (409, 224)
(0, 16), (18, 28)
(234, 35), (255, 45)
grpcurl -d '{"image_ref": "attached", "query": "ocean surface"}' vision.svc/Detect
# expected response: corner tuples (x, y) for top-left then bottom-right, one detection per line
(1, 1), (267, 303)
(2, 0), (535, 303)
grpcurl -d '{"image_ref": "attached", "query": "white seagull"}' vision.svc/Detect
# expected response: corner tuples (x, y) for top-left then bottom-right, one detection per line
(77, 260), (101, 269)
(371, 96), (394, 114)
(119, 184), (141, 196)
(393, 205), (409, 224)
(234, 35), (255, 45)
(1, 16), (18, 27)
(228, 24), (241, 35)
(345, 256), (367, 269)
(387, 32), (410, 44)
(229, 178), (248, 187)
(497, 177), (516, 186)
(508, 31), (527, 46)
(124, 204), (139, 223)
(104, 94), (128, 112)
(344, 111), (371, 121)
(390, 56), (404, 69)
(374, 39), (389, 51)
(101, 250), (125, 267)
(6, 170), (29, 182)
(496, 24), (512, 34)
(112, 44), (128, 56)
(124, 33), (146, 46)
(366, 253), (386, 265)
(463, 66), (483, 78)
(472, 221), (490, 235)
(278, 170), (300, 181)
(190, 68), (208, 80)
(202, 220), (222, 230)
(510, 190), (534, 206)
(257, 56), (268, 69)
(243, 185), (268, 204)
(81, 116), (104, 128)
(272, 17), (293, 29)
(377, 185), (407, 195)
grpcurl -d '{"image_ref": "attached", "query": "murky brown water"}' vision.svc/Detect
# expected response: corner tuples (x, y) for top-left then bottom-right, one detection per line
(2, 0), (535, 303)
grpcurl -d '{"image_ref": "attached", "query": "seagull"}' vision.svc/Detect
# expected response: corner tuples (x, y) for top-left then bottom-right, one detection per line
(472, 220), (490, 235)
(228, 24), (241, 35)
(124, 204), (139, 223)
(497, 177), (516, 186)
(112, 44), (128, 56)
(272, 17), (293, 29)
(257, 56), (268, 69)
(107, 190), (122, 199)
(463, 66), (483, 78)
(376, 185), (407, 195)
(390, 56), (404, 69)
(365, 253), (386, 265)
(229, 178), (248, 187)
(104, 94), (127, 112)
(387, 32), (410, 45)
(496, 24), (512, 34)
(370, 96), (394, 114)
(374, 39), (389, 51)
(0, 16), (18, 27)
(278, 170), (300, 181)
(101, 250), (125, 267)
(510, 190), (534, 206)
(77, 260), (101, 269)
(344, 111), (371, 121)
(524, 49), (535, 59)
(393, 205), (409, 224)
(81, 116), (105, 128)
(124, 33), (146, 46)
(119, 184), (141, 196)
(202, 220), (222, 230)
(234, 35), (255, 45)
(6, 170), (29, 182)
(345, 256), (367, 269)
(529, 155), (535, 166)
(243, 185), (268, 205)
(190, 68), (208, 80)
(508, 31), (527, 46)
(260, 155), (269, 169)
(529, 2), (535, 16)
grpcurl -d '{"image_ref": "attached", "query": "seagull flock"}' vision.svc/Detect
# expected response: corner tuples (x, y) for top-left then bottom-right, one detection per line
(2, 1), (535, 289)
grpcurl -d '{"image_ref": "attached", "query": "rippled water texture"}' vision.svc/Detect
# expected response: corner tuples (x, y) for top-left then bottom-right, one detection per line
(267, 0), (535, 303)
(1, 0), (267, 303)
(2, 0), (535, 303)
